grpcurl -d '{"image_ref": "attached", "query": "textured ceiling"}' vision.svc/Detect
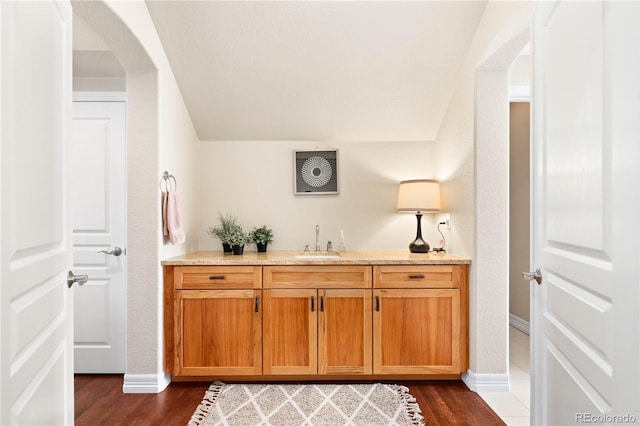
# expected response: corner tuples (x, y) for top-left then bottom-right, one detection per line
(145, 1), (487, 142)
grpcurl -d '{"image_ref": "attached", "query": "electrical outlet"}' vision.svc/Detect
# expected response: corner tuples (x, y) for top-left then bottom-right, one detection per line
(438, 213), (451, 229)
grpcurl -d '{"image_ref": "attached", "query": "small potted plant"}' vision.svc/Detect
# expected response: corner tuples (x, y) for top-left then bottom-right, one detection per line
(207, 213), (239, 252)
(249, 225), (274, 252)
(227, 225), (250, 255)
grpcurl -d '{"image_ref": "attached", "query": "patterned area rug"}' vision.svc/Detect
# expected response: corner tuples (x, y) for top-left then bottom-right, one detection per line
(188, 382), (425, 426)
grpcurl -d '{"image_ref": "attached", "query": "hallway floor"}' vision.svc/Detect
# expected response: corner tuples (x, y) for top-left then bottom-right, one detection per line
(478, 326), (531, 425)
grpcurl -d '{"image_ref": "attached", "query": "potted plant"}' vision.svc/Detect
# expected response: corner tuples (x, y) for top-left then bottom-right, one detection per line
(207, 213), (239, 252)
(249, 225), (274, 252)
(227, 225), (250, 255)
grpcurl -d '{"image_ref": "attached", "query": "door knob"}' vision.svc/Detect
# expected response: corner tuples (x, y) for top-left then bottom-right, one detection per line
(67, 271), (89, 288)
(522, 267), (543, 285)
(98, 246), (123, 256)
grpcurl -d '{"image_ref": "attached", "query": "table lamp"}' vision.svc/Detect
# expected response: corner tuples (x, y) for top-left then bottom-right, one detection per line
(397, 179), (441, 253)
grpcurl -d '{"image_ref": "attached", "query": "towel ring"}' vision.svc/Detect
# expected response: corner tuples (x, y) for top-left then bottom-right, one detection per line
(160, 171), (177, 192)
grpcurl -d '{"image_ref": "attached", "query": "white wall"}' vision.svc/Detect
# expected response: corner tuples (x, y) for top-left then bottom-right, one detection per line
(434, 1), (533, 387)
(509, 54), (531, 86)
(73, 77), (125, 92)
(199, 140), (445, 252)
(108, 1), (200, 383)
(73, 0), (200, 390)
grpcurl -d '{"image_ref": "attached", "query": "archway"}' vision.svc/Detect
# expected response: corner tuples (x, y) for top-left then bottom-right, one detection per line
(72, 1), (167, 392)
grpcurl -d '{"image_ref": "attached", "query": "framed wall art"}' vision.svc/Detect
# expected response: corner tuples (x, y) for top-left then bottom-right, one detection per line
(293, 150), (339, 195)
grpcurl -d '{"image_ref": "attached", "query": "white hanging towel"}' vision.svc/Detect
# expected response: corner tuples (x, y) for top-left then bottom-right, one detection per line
(165, 191), (185, 244)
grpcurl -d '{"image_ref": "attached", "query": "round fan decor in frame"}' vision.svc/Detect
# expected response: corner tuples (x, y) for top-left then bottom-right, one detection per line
(294, 150), (339, 195)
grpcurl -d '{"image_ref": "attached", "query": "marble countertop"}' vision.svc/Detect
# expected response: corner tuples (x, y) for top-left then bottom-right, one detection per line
(161, 250), (471, 266)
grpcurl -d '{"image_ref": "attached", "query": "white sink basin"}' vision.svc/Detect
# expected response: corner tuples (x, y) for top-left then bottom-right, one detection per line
(294, 252), (341, 259)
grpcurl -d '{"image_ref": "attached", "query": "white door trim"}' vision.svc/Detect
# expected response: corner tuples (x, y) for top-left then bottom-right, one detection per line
(73, 91), (126, 102)
(508, 85), (531, 102)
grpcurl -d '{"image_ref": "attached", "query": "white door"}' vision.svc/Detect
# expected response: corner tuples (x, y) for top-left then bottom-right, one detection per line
(531, 1), (640, 425)
(71, 100), (126, 373)
(0, 1), (75, 424)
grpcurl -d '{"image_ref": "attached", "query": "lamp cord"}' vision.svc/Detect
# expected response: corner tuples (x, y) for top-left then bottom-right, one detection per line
(433, 222), (446, 252)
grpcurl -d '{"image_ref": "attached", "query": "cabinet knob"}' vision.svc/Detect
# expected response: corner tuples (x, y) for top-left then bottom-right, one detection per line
(408, 274), (425, 280)
(209, 275), (226, 280)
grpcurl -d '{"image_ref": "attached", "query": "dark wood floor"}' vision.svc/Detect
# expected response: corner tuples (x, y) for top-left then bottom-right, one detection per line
(75, 375), (505, 425)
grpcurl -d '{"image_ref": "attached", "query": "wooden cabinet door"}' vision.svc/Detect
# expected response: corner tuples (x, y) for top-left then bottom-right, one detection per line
(176, 289), (262, 376)
(263, 289), (317, 375)
(373, 288), (460, 374)
(319, 289), (372, 375)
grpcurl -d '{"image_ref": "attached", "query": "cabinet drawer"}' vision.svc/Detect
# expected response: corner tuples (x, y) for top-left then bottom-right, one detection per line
(374, 265), (457, 288)
(264, 265), (372, 289)
(174, 266), (262, 289)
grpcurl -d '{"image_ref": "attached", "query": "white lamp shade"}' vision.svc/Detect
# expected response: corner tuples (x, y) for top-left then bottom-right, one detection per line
(397, 179), (441, 212)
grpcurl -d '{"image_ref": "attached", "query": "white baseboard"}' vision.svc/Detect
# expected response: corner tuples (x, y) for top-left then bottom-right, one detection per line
(509, 313), (530, 335)
(462, 370), (510, 393)
(122, 373), (171, 394)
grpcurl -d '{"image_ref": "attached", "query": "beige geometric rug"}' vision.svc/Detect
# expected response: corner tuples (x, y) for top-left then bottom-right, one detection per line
(188, 382), (425, 425)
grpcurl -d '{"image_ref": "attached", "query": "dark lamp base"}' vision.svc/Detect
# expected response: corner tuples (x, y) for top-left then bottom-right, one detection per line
(409, 239), (430, 253)
(408, 212), (430, 253)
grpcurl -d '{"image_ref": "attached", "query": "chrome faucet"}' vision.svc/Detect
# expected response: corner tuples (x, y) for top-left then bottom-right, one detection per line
(315, 225), (320, 251)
